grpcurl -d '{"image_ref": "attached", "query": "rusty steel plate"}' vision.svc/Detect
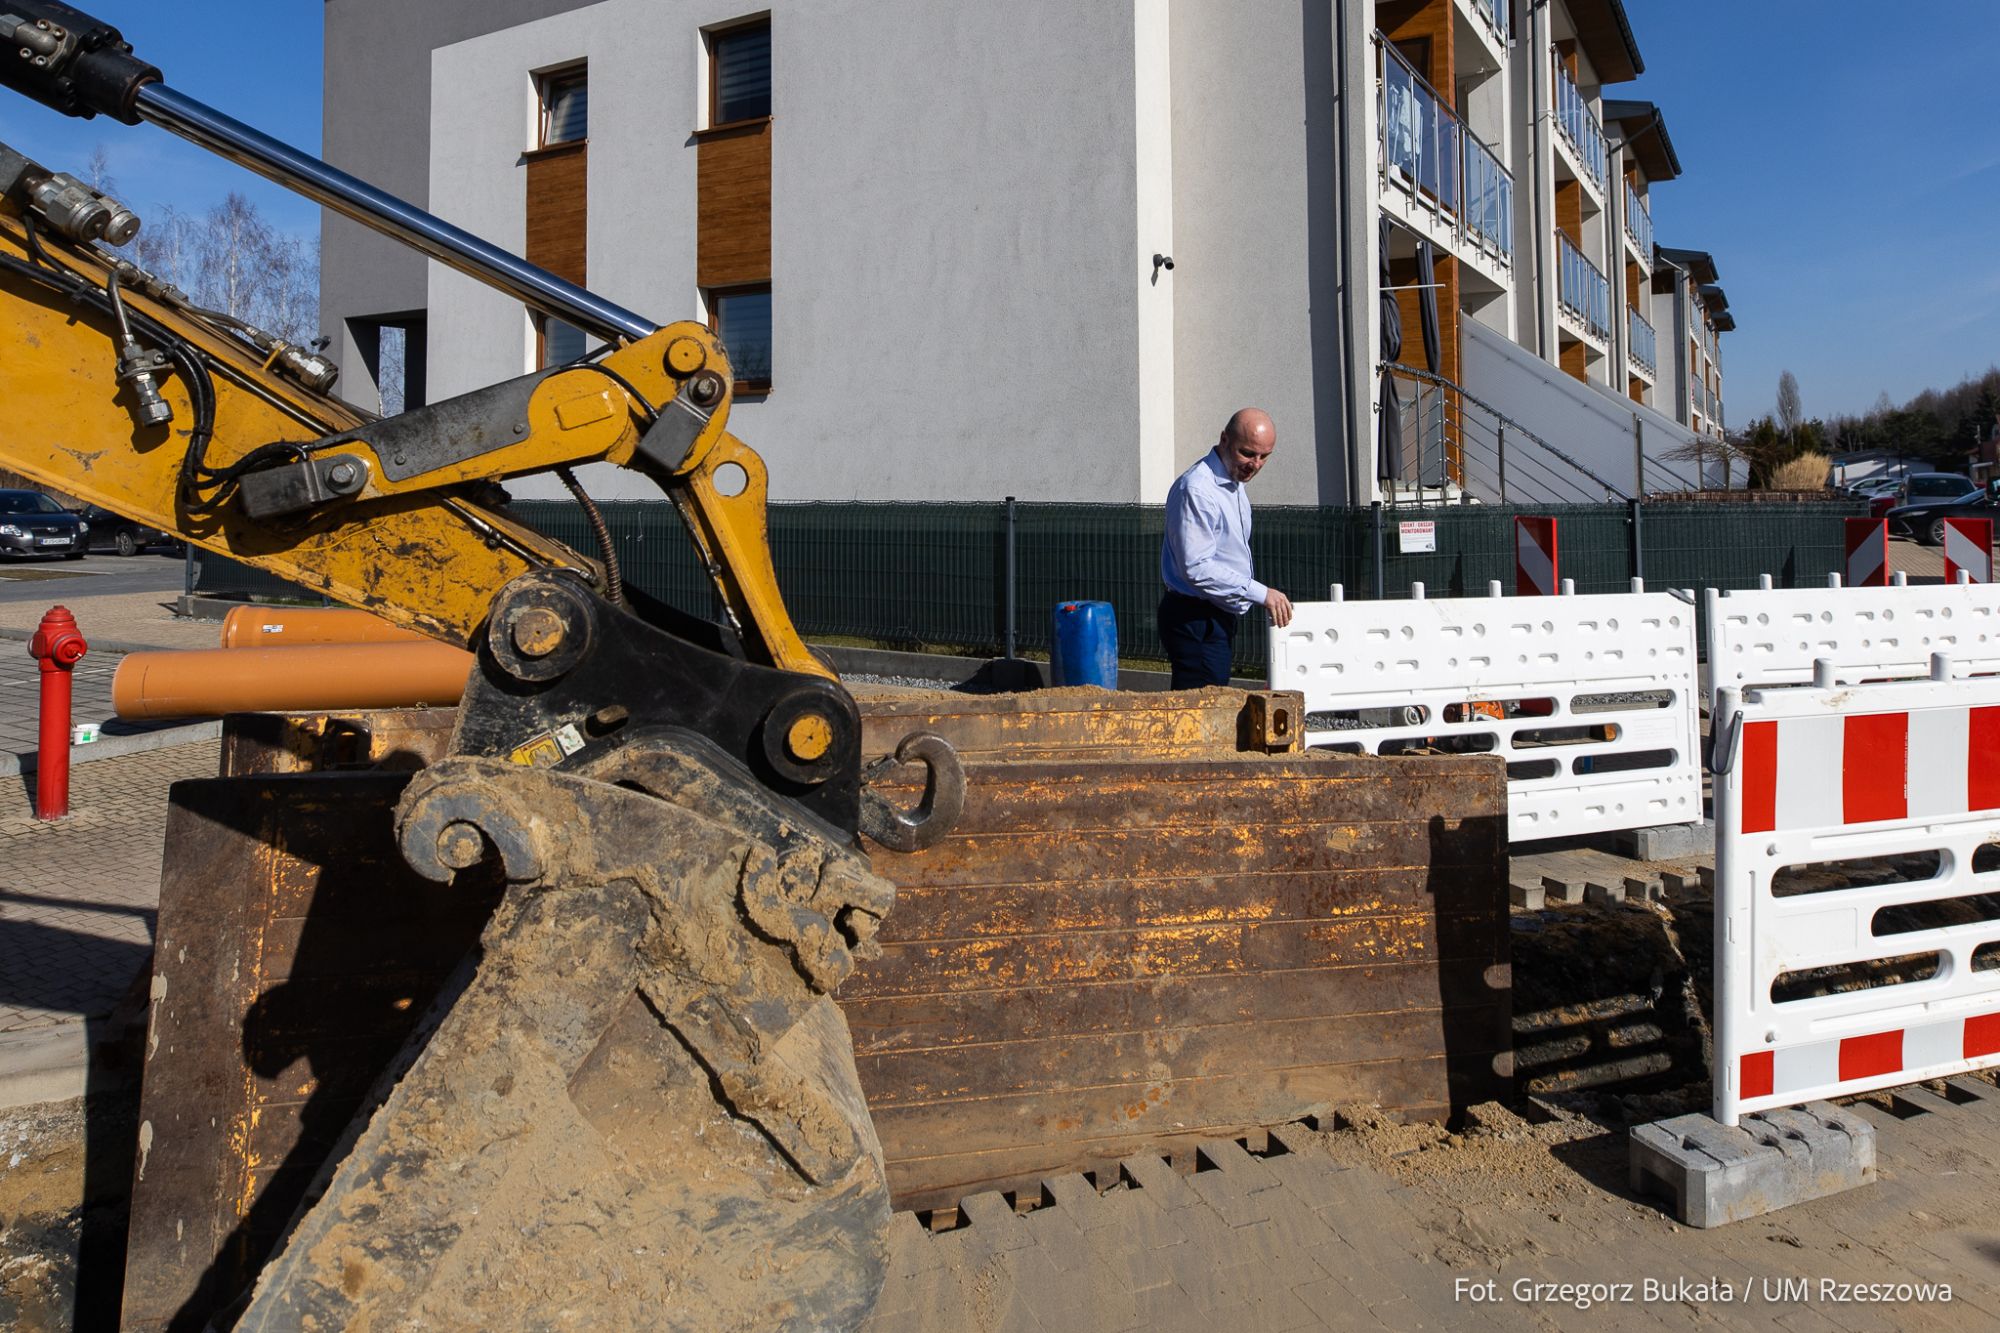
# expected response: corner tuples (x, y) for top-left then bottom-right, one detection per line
(849, 750), (1511, 1210)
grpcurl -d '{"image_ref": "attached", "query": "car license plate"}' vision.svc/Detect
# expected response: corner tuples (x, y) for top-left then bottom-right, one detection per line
(36, 536), (69, 546)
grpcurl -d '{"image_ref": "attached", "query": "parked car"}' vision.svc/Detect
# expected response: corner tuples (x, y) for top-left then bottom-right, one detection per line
(1870, 473), (1979, 518)
(0, 488), (86, 559)
(76, 504), (173, 556)
(1845, 476), (1903, 499)
(1885, 491), (2000, 545)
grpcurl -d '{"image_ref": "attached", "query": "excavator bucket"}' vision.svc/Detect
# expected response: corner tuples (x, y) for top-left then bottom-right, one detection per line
(119, 690), (1512, 1328)
(122, 740), (896, 1331)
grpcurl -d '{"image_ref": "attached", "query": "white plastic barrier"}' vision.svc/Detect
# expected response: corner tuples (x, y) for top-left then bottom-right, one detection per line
(1268, 583), (1702, 840)
(1711, 666), (2000, 1125)
(1705, 581), (2000, 716)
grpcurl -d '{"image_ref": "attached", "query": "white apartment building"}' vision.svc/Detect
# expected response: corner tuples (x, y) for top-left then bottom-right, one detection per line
(319, 0), (1732, 506)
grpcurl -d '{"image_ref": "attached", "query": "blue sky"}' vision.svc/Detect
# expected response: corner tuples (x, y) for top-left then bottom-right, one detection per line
(0, 3), (1991, 427)
(0, 2), (323, 234)
(1624, 1), (2000, 424)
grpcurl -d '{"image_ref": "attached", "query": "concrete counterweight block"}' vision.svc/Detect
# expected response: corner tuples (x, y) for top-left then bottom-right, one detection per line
(1628, 1102), (1875, 1228)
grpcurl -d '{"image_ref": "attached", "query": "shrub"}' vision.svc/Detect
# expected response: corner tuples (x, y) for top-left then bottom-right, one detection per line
(1766, 452), (1831, 492)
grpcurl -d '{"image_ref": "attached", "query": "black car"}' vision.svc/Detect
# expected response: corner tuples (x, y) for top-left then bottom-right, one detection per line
(77, 504), (174, 557)
(0, 488), (86, 559)
(1885, 491), (2000, 545)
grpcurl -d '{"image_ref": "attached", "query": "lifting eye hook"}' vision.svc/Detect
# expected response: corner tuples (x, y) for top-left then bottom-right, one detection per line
(857, 731), (965, 853)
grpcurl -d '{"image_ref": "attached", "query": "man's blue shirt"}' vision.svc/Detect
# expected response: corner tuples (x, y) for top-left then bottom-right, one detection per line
(1161, 449), (1266, 615)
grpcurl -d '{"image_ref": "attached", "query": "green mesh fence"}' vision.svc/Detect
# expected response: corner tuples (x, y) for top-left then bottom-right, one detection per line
(194, 499), (1863, 675)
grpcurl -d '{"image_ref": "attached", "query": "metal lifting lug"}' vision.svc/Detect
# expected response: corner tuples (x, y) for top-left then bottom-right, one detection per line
(858, 732), (966, 853)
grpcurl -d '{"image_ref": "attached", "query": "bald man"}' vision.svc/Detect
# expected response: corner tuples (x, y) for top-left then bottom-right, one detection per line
(1157, 408), (1293, 689)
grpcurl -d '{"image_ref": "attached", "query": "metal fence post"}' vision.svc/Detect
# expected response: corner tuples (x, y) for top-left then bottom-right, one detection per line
(1004, 495), (1018, 660)
(1629, 496), (1644, 583)
(1496, 422), (1507, 503)
(1632, 412), (1645, 497)
(1370, 499), (1386, 600)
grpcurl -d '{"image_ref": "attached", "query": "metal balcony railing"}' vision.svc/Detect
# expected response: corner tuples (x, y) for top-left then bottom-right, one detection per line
(1379, 38), (1513, 263)
(1628, 307), (1656, 375)
(1470, 0), (1511, 44)
(1623, 181), (1652, 258)
(1383, 362), (1700, 503)
(1463, 132), (1514, 261)
(1381, 39), (1459, 216)
(1557, 233), (1610, 343)
(1552, 58), (1607, 192)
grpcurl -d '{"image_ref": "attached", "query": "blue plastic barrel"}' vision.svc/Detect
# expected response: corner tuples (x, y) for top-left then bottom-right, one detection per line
(1051, 601), (1118, 687)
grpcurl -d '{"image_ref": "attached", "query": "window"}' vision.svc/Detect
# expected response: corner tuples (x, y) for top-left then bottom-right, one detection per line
(709, 19), (770, 126)
(539, 66), (588, 147)
(708, 284), (771, 390)
(534, 313), (589, 368)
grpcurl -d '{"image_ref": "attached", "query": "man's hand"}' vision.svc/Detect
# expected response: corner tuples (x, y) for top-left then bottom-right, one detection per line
(1264, 588), (1294, 628)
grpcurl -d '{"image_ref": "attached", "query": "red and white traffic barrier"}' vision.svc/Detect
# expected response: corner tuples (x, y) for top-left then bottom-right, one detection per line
(1713, 664), (2000, 1124)
(1515, 516), (1558, 596)
(1704, 581), (2000, 716)
(1272, 581), (1702, 841)
(1842, 517), (1889, 588)
(1737, 703), (2000, 832)
(1944, 516), (1993, 584)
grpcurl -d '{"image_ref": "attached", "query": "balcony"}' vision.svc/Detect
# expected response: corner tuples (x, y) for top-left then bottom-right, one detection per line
(1623, 181), (1652, 259)
(1627, 306), (1656, 376)
(1552, 59), (1607, 194)
(1462, 131), (1514, 261)
(1692, 383), (1722, 430)
(1556, 233), (1610, 344)
(1468, 0), (1510, 44)
(1379, 38), (1514, 264)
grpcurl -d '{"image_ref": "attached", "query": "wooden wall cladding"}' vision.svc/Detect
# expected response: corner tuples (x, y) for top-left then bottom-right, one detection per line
(1555, 179), (1583, 246)
(697, 119), (771, 289)
(524, 141), (587, 286)
(1561, 339), (1589, 381)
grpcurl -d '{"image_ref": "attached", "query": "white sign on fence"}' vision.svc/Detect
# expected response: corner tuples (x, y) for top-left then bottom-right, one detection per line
(1711, 668), (2000, 1125)
(1268, 585), (1702, 840)
(1704, 583), (2000, 716)
(1397, 520), (1436, 553)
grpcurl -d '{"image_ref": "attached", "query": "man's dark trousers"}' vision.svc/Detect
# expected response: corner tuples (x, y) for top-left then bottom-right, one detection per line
(1157, 590), (1238, 689)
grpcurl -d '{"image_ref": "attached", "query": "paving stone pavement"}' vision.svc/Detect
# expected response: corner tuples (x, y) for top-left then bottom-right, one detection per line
(0, 586), (222, 770)
(864, 1103), (2000, 1333)
(0, 740), (219, 1032)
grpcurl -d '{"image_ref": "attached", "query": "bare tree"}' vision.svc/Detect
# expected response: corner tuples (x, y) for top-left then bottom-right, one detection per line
(377, 326), (406, 416)
(83, 144), (117, 195)
(131, 191), (320, 346)
(1776, 370), (1803, 444)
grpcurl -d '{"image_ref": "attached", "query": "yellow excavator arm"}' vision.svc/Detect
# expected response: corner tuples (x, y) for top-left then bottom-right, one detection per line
(0, 203), (823, 674)
(0, 4), (962, 1327)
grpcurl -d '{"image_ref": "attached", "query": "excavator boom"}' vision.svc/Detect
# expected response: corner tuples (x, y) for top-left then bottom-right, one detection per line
(0, 3), (937, 1326)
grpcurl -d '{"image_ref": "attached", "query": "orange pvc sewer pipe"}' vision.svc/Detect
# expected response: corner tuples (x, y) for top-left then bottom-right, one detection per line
(113, 642), (475, 720)
(218, 605), (430, 648)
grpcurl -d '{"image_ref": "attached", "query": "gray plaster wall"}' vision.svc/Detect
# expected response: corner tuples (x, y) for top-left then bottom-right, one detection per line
(1167, 0), (1350, 507)
(394, 0), (1157, 503)
(1462, 320), (1705, 500)
(320, 0), (601, 409)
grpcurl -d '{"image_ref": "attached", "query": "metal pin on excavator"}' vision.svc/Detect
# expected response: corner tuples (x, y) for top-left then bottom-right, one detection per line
(0, 3), (965, 1326)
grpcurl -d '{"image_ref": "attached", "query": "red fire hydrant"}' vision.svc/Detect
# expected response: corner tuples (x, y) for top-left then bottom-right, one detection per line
(29, 606), (87, 821)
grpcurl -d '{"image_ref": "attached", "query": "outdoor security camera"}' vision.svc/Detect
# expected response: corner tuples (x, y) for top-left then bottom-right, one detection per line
(1153, 253), (1174, 274)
